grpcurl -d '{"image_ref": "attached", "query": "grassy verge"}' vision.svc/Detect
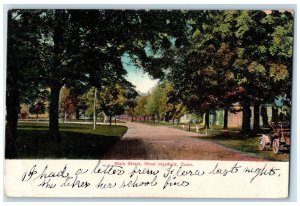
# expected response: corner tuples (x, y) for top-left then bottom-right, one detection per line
(195, 132), (289, 161)
(141, 121), (175, 126)
(8, 122), (127, 159)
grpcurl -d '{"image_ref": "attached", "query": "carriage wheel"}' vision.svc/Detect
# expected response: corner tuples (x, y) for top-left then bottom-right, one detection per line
(259, 137), (266, 151)
(272, 139), (280, 154)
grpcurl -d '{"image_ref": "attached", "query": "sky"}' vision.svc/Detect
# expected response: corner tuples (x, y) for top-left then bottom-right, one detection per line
(121, 54), (159, 94)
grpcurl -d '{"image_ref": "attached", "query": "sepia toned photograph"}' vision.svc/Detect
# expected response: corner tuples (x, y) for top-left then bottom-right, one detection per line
(3, 7), (294, 199)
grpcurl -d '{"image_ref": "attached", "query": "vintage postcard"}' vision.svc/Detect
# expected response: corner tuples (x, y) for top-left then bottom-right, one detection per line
(4, 8), (294, 198)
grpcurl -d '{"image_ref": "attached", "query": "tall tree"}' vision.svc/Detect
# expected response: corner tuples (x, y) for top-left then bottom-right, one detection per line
(146, 82), (173, 122)
(98, 81), (137, 125)
(134, 95), (151, 121)
(6, 10), (43, 157)
(166, 10), (293, 133)
(233, 10), (293, 132)
(42, 10), (188, 139)
(167, 11), (239, 129)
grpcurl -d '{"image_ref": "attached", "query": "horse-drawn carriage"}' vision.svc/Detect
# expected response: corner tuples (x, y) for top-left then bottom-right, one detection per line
(259, 122), (290, 154)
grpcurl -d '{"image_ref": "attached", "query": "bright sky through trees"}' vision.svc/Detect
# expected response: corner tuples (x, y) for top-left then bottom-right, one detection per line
(121, 54), (159, 94)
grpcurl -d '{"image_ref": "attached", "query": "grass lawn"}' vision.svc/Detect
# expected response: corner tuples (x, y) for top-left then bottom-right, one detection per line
(9, 122), (127, 159)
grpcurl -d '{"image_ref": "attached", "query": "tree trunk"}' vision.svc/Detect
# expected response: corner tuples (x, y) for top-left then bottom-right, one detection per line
(109, 114), (112, 126)
(212, 111), (217, 125)
(253, 103), (260, 132)
(272, 107), (278, 122)
(241, 102), (251, 133)
(75, 108), (80, 120)
(223, 108), (228, 130)
(172, 118), (175, 124)
(260, 106), (269, 127)
(6, 11), (23, 157)
(143, 116), (146, 122)
(204, 110), (210, 129)
(5, 91), (20, 158)
(165, 112), (168, 122)
(49, 86), (61, 140)
(49, 12), (64, 141)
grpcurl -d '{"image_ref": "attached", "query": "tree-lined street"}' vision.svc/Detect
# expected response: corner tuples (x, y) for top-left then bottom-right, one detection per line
(6, 9), (293, 160)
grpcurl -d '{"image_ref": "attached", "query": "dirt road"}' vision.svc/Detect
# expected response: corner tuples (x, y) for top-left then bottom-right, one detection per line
(102, 122), (263, 161)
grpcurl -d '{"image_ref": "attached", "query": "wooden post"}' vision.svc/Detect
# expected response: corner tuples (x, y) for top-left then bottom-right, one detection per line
(64, 111), (67, 123)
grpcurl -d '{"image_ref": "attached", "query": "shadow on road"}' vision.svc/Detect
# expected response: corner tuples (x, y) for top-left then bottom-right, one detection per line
(102, 138), (151, 160)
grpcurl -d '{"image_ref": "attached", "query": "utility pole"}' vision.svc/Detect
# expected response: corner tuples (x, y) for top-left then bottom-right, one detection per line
(93, 88), (97, 130)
